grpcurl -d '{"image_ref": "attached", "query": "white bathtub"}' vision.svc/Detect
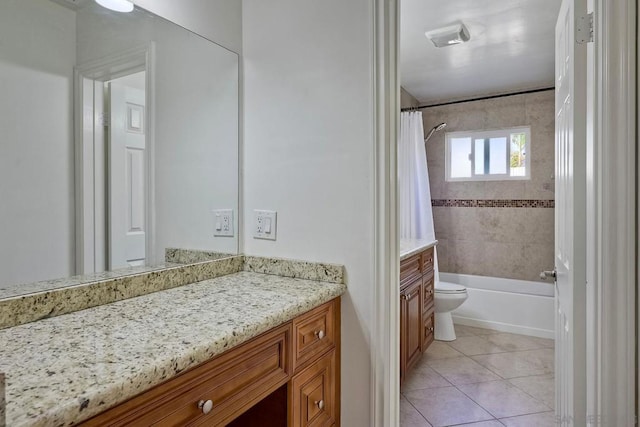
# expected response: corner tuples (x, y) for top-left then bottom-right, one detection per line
(440, 272), (555, 339)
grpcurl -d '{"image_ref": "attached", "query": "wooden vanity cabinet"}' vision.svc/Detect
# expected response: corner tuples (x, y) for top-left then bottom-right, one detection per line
(289, 350), (337, 427)
(400, 246), (435, 384)
(400, 276), (423, 379)
(82, 298), (340, 427)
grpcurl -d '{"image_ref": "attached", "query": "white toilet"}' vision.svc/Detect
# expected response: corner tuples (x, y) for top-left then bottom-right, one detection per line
(434, 281), (468, 341)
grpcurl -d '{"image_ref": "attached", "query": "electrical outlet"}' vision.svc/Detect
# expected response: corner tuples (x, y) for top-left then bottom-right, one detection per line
(254, 210), (277, 240)
(213, 209), (234, 237)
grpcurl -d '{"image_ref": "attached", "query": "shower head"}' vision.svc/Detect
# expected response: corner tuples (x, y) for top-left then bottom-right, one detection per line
(424, 122), (447, 143)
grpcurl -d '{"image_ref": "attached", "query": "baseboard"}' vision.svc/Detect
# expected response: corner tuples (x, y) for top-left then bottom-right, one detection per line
(452, 315), (554, 339)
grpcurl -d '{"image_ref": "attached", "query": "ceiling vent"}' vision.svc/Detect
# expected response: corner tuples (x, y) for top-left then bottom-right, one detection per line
(425, 23), (471, 48)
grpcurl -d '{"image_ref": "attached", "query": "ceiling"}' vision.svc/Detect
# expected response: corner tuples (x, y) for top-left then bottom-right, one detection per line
(400, 0), (561, 104)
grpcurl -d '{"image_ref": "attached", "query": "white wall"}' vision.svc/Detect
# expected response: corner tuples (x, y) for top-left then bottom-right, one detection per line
(242, 1), (375, 425)
(133, 0), (242, 54)
(0, 0), (76, 286)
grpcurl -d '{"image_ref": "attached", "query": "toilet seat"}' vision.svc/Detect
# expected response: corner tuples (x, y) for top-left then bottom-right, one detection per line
(435, 281), (466, 294)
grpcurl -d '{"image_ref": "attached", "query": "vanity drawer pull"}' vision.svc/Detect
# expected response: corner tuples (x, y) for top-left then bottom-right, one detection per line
(315, 399), (325, 410)
(197, 399), (213, 415)
(315, 330), (325, 339)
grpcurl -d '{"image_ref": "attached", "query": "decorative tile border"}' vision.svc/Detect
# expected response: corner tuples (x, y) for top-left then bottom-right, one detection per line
(432, 199), (555, 208)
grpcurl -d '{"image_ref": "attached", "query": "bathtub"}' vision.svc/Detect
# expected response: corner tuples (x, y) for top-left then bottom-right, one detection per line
(441, 272), (555, 339)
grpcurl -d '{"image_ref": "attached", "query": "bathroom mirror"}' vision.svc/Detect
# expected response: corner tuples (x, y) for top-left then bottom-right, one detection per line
(0, 0), (239, 299)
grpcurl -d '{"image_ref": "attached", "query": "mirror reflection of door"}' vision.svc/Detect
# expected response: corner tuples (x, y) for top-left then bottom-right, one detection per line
(106, 72), (147, 269)
(80, 70), (148, 273)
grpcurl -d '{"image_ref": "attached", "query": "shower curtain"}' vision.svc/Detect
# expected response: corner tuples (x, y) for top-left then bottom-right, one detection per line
(399, 111), (436, 243)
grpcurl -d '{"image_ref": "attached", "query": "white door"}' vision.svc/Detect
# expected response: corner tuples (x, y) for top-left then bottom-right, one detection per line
(554, 0), (588, 424)
(108, 79), (146, 269)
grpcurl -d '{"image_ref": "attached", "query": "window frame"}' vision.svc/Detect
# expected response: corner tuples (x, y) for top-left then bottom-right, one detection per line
(444, 126), (532, 182)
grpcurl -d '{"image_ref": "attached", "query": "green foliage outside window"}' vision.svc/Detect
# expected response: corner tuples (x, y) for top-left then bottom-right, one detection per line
(510, 133), (526, 168)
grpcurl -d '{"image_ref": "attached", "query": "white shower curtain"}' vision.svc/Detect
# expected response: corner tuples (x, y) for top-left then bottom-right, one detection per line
(399, 111), (436, 243)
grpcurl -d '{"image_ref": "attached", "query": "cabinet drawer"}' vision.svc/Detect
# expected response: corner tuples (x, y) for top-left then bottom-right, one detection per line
(422, 310), (435, 352)
(423, 273), (434, 312)
(421, 247), (434, 274)
(293, 300), (336, 372)
(400, 254), (422, 287)
(290, 350), (336, 427)
(82, 324), (292, 427)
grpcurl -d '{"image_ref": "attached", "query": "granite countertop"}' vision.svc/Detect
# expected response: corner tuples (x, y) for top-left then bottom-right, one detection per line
(400, 238), (438, 261)
(0, 262), (182, 300)
(0, 271), (346, 427)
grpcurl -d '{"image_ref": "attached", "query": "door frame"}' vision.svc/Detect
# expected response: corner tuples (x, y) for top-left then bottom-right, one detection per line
(371, 0), (400, 426)
(74, 43), (156, 274)
(371, 0), (637, 426)
(586, 0), (637, 424)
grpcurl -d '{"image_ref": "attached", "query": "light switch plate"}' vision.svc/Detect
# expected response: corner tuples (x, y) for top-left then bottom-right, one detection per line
(213, 209), (234, 237)
(254, 210), (277, 240)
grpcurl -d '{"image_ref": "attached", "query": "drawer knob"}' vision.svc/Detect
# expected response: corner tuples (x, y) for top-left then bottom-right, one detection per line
(198, 399), (213, 415)
(429, 327), (434, 332)
(315, 399), (325, 410)
(315, 330), (325, 339)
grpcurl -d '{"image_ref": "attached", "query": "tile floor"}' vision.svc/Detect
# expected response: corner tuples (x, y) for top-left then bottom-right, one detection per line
(401, 325), (556, 427)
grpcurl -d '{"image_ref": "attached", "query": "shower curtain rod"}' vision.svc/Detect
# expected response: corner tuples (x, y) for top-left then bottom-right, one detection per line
(400, 86), (555, 112)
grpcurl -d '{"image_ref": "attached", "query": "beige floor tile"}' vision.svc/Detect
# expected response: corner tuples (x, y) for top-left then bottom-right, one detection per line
(428, 356), (502, 385)
(482, 333), (554, 352)
(447, 336), (509, 356)
(454, 325), (499, 337)
(515, 348), (554, 372)
(457, 380), (551, 418)
(455, 421), (505, 426)
(509, 374), (555, 409)
(402, 364), (451, 392)
(530, 336), (555, 348)
(403, 330), (557, 427)
(453, 325), (479, 338)
(424, 341), (464, 361)
(472, 349), (554, 379)
(400, 394), (433, 427)
(404, 386), (494, 427)
(500, 411), (556, 426)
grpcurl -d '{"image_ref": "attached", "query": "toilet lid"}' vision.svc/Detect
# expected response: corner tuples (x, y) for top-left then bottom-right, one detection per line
(435, 281), (466, 294)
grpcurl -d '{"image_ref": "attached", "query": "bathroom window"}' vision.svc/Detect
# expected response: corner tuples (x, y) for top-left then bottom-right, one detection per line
(445, 127), (531, 181)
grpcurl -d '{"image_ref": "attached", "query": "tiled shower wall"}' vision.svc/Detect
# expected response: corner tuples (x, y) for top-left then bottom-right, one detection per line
(423, 90), (555, 282)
